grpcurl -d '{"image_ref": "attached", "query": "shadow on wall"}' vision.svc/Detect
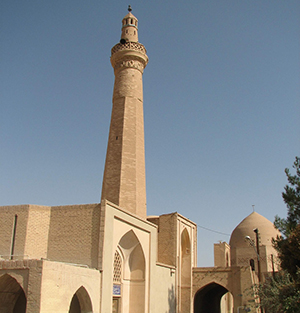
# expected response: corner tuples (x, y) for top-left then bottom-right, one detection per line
(166, 285), (175, 313)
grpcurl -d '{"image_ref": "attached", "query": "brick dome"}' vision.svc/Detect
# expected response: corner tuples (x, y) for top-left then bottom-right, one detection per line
(229, 212), (281, 249)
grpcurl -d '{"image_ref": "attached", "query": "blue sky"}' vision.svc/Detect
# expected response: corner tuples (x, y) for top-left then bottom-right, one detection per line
(1, 0), (299, 266)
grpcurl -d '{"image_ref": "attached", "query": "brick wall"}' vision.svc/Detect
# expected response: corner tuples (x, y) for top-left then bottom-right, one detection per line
(25, 205), (51, 259)
(47, 204), (100, 268)
(0, 205), (30, 258)
(214, 242), (231, 267)
(157, 214), (177, 266)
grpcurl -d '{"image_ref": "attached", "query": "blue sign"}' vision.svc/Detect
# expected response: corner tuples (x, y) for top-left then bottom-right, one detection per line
(113, 284), (121, 296)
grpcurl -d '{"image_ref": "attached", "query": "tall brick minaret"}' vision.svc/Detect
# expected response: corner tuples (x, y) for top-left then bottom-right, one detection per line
(101, 6), (148, 219)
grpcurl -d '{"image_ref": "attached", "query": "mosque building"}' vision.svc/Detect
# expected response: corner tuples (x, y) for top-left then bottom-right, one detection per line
(0, 7), (280, 313)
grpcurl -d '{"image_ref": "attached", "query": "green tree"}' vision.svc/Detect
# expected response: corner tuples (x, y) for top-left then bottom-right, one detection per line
(256, 157), (300, 312)
(274, 157), (300, 278)
(274, 156), (300, 237)
(257, 271), (300, 313)
(275, 224), (300, 279)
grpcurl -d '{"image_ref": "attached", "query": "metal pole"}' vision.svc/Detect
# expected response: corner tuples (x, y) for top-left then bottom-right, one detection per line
(253, 228), (261, 283)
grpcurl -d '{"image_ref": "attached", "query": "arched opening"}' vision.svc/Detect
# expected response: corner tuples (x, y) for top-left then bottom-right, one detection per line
(117, 230), (145, 313)
(68, 286), (93, 313)
(194, 282), (232, 313)
(0, 274), (26, 313)
(69, 294), (81, 313)
(250, 259), (255, 271)
(226, 253), (229, 267)
(181, 228), (191, 312)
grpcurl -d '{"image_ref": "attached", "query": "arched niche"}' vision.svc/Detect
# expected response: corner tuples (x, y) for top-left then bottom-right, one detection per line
(116, 230), (146, 313)
(68, 286), (93, 313)
(180, 228), (192, 312)
(194, 282), (232, 313)
(129, 244), (145, 280)
(118, 230), (145, 280)
(0, 274), (27, 313)
(181, 228), (191, 285)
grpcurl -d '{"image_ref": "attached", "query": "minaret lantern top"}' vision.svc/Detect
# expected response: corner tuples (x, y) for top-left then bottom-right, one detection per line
(120, 6), (138, 43)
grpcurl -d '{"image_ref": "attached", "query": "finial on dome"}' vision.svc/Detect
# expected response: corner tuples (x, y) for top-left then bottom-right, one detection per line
(128, 5), (132, 12)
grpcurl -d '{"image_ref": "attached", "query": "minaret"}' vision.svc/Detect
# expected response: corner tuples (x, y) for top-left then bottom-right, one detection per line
(101, 6), (148, 219)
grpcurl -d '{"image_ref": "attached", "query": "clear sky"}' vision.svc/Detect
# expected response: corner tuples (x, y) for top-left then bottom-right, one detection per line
(1, 0), (299, 266)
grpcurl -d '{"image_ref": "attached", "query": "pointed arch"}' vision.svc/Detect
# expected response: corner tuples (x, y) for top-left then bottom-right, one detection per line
(194, 282), (233, 313)
(129, 243), (145, 280)
(119, 230), (140, 250)
(181, 228), (191, 284)
(68, 286), (93, 313)
(115, 229), (146, 313)
(118, 230), (145, 279)
(180, 228), (192, 312)
(0, 273), (27, 313)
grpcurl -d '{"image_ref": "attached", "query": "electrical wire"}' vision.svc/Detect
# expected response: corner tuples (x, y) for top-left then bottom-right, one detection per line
(197, 224), (231, 236)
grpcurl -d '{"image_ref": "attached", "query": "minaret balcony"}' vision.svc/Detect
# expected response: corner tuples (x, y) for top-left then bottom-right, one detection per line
(111, 42), (147, 56)
(111, 42), (148, 72)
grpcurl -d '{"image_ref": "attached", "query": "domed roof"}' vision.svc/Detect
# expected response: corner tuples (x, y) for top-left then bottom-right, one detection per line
(229, 212), (281, 249)
(122, 12), (137, 21)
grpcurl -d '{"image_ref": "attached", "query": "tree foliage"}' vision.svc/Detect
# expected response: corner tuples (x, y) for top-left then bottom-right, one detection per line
(273, 157), (300, 278)
(274, 224), (300, 279)
(274, 156), (300, 237)
(256, 157), (300, 312)
(257, 271), (300, 313)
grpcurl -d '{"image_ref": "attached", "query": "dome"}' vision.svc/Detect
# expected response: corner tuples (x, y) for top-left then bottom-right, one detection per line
(229, 212), (281, 249)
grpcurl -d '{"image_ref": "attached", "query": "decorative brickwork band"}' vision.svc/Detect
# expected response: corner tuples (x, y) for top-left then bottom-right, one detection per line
(111, 42), (147, 56)
(114, 57), (145, 73)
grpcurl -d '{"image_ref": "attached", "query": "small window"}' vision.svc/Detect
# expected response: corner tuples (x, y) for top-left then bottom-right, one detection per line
(250, 259), (255, 271)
